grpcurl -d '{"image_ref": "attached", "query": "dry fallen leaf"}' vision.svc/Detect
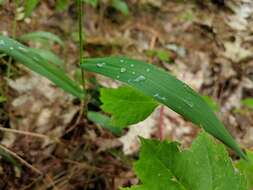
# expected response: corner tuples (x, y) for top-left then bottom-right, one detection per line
(223, 38), (253, 63)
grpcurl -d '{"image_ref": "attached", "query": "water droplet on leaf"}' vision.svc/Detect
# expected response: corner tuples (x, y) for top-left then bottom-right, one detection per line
(120, 67), (127, 73)
(183, 99), (194, 108)
(96, 62), (106, 68)
(146, 68), (150, 72)
(133, 75), (146, 82)
(130, 64), (134, 67)
(154, 93), (166, 101)
(33, 56), (39, 61)
(18, 46), (27, 52)
(0, 40), (5, 45)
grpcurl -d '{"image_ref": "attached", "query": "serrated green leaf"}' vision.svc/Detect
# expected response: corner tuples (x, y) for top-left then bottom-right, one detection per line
(81, 56), (246, 159)
(24, 0), (39, 17)
(122, 132), (247, 190)
(87, 111), (123, 135)
(100, 86), (158, 127)
(236, 150), (253, 189)
(19, 31), (64, 47)
(0, 36), (84, 99)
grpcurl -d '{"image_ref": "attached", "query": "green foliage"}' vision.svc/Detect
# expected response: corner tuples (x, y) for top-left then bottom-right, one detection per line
(0, 146), (21, 171)
(56, 0), (70, 11)
(87, 111), (123, 135)
(0, 0), (6, 5)
(146, 49), (171, 63)
(111, 0), (129, 15)
(24, 0), (40, 17)
(30, 48), (64, 68)
(0, 95), (6, 103)
(236, 150), (253, 189)
(123, 132), (247, 190)
(241, 98), (253, 109)
(100, 86), (158, 127)
(81, 56), (246, 159)
(19, 31), (64, 47)
(0, 36), (84, 99)
(202, 95), (220, 112)
(84, 0), (98, 7)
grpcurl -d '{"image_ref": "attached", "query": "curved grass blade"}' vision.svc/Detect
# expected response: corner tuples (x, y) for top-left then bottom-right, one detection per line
(30, 48), (64, 68)
(19, 31), (64, 47)
(81, 57), (246, 159)
(0, 36), (84, 99)
(24, 0), (39, 17)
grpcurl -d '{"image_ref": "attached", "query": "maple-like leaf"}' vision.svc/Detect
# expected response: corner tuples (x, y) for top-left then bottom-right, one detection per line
(123, 132), (247, 190)
(100, 86), (158, 127)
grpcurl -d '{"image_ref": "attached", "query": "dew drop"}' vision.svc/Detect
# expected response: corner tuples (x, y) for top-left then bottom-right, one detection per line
(133, 75), (146, 82)
(146, 68), (150, 72)
(132, 71), (136, 75)
(33, 56), (39, 61)
(120, 59), (124, 63)
(183, 99), (194, 108)
(0, 40), (5, 45)
(96, 62), (106, 68)
(158, 173), (161, 177)
(120, 67), (127, 73)
(154, 93), (166, 101)
(130, 64), (134, 67)
(18, 46), (27, 52)
(9, 47), (14, 50)
(116, 75), (120, 79)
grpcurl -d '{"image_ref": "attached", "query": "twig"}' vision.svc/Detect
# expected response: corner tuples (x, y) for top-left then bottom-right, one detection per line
(0, 126), (60, 143)
(0, 144), (43, 175)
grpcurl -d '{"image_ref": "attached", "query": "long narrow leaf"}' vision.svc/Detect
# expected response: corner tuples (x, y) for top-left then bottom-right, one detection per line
(81, 57), (246, 159)
(0, 36), (84, 99)
(19, 31), (64, 47)
(30, 48), (64, 67)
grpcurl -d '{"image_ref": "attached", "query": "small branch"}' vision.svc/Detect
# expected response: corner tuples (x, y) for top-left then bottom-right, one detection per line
(0, 144), (43, 175)
(0, 126), (60, 143)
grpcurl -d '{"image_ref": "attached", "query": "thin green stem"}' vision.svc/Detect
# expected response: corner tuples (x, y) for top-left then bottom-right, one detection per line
(67, 0), (87, 133)
(64, 0), (87, 134)
(78, 0), (85, 77)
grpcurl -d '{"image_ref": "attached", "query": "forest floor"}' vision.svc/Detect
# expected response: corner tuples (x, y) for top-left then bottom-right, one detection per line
(0, 0), (253, 189)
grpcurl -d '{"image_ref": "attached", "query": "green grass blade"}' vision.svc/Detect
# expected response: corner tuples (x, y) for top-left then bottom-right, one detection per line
(81, 56), (246, 159)
(30, 48), (64, 67)
(87, 111), (123, 135)
(24, 0), (39, 17)
(19, 31), (64, 47)
(0, 35), (84, 99)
